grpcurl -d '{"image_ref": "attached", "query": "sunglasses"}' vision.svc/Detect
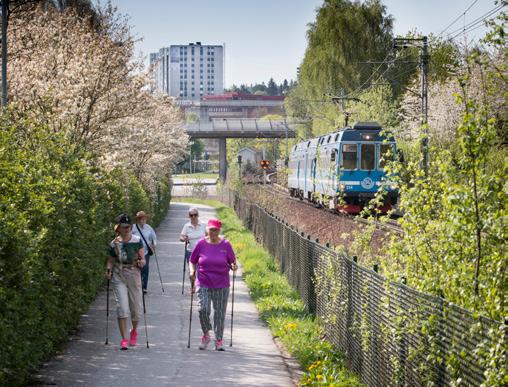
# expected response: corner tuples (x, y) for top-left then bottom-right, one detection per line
(189, 214), (198, 217)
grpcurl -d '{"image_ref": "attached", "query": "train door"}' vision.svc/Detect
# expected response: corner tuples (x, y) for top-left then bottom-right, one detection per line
(330, 148), (338, 197)
(311, 158), (317, 195)
(359, 142), (377, 194)
(297, 160), (301, 191)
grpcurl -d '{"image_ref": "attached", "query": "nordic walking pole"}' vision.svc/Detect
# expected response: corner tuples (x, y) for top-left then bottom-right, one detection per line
(153, 251), (165, 293)
(230, 268), (236, 347)
(105, 275), (110, 345)
(182, 241), (188, 295)
(142, 287), (150, 348)
(187, 278), (194, 348)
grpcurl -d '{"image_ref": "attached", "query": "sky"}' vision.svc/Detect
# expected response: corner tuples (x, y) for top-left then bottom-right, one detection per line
(109, 0), (502, 87)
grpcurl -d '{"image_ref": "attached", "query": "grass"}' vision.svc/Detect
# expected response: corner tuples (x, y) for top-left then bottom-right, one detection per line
(172, 173), (219, 180)
(176, 197), (362, 386)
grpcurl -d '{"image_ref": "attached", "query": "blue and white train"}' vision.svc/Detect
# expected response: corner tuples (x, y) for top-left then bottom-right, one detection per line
(287, 122), (398, 214)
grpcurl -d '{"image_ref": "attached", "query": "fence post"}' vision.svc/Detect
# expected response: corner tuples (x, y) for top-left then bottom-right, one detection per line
(346, 255), (357, 369)
(436, 290), (447, 386)
(398, 277), (407, 386)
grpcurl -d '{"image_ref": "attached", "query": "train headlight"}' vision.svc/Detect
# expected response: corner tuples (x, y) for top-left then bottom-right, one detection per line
(390, 184), (396, 190)
(339, 184), (346, 191)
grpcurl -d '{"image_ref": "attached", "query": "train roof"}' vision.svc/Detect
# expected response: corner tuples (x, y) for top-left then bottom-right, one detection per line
(291, 122), (394, 153)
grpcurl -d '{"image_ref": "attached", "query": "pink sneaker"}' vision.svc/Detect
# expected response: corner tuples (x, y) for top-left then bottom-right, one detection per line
(199, 334), (211, 350)
(120, 339), (128, 350)
(129, 329), (137, 347)
(215, 339), (225, 351)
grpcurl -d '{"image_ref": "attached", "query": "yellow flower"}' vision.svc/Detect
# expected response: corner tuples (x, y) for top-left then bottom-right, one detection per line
(316, 374), (323, 380)
(307, 360), (321, 371)
(284, 322), (297, 330)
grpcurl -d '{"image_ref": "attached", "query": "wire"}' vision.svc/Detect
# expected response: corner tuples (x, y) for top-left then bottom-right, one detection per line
(348, 50), (394, 98)
(445, 3), (505, 40)
(448, 20), (495, 42)
(438, 0), (479, 37)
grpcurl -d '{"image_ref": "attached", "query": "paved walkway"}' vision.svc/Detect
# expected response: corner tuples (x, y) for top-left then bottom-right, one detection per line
(34, 202), (293, 386)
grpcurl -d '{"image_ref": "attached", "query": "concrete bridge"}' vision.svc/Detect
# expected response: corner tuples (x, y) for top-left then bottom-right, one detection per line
(185, 118), (296, 181)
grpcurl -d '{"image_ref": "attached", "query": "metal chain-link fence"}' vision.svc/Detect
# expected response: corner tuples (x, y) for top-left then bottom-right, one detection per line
(221, 188), (504, 386)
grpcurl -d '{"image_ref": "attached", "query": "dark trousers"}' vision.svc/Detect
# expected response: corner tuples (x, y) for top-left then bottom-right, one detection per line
(141, 254), (150, 290)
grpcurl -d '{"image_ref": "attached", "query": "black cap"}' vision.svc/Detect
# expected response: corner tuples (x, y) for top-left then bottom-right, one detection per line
(115, 213), (132, 225)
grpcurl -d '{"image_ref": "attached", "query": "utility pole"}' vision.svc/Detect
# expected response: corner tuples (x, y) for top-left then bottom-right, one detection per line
(1, 0), (8, 107)
(262, 147), (266, 185)
(393, 36), (429, 176)
(237, 155), (242, 182)
(421, 36), (429, 176)
(330, 95), (359, 127)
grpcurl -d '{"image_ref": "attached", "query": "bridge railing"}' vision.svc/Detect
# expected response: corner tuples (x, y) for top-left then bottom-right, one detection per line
(185, 119), (296, 138)
(220, 187), (503, 387)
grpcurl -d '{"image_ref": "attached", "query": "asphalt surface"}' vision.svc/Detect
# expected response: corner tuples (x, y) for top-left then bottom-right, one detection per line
(171, 179), (217, 198)
(34, 202), (293, 386)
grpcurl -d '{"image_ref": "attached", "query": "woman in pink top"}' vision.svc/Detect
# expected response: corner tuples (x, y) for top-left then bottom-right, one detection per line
(189, 218), (237, 351)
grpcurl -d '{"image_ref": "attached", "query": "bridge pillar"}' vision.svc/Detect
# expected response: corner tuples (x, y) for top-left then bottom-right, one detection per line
(219, 138), (227, 182)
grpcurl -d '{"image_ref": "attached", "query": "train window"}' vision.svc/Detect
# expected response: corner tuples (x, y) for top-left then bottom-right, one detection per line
(378, 144), (394, 169)
(331, 149), (336, 162)
(361, 144), (375, 170)
(341, 144), (357, 169)
(327, 136), (331, 143)
(307, 141), (311, 148)
(334, 133), (340, 142)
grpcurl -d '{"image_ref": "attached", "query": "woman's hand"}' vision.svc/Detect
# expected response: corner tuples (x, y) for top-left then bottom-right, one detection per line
(137, 258), (145, 269)
(230, 262), (238, 271)
(105, 268), (112, 280)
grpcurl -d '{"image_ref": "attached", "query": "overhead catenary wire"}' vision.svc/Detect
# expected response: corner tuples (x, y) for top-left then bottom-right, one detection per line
(448, 22), (496, 42)
(445, 3), (505, 41)
(438, 0), (479, 37)
(348, 50), (395, 98)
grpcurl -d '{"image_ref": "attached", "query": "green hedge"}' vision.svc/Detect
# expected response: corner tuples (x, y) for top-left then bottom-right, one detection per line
(0, 114), (171, 385)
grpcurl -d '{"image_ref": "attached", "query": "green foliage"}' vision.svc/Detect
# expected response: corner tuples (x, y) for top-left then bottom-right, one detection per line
(387, 96), (506, 322)
(0, 111), (172, 386)
(348, 85), (399, 128)
(300, 0), (393, 97)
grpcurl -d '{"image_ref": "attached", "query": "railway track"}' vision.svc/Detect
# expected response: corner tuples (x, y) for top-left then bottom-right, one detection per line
(246, 172), (403, 235)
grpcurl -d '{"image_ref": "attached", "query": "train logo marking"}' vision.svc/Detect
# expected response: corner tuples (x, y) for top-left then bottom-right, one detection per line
(361, 177), (375, 189)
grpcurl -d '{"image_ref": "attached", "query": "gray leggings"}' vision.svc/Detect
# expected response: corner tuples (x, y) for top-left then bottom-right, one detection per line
(197, 287), (229, 340)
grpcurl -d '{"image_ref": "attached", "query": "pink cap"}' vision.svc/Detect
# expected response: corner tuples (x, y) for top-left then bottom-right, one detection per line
(207, 218), (222, 230)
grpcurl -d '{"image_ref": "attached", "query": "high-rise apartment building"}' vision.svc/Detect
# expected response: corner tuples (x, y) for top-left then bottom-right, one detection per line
(150, 42), (224, 100)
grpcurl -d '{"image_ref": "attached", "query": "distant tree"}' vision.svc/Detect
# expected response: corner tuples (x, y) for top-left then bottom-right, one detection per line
(267, 78), (278, 96)
(251, 82), (267, 94)
(190, 139), (204, 161)
(281, 79), (290, 94)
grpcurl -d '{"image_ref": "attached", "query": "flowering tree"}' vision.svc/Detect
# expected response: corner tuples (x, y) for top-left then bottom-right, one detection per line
(7, 2), (188, 180)
(398, 38), (506, 146)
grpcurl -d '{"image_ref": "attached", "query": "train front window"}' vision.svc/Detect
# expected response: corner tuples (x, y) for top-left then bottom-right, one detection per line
(360, 144), (375, 170)
(341, 144), (357, 169)
(378, 144), (394, 169)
